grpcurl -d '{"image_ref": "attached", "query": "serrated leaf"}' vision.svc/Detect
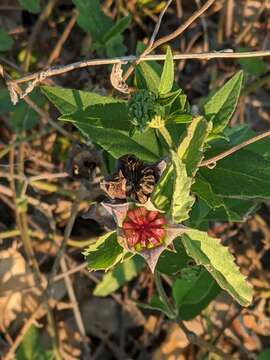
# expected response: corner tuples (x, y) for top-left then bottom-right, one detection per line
(135, 62), (160, 94)
(157, 241), (191, 276)
(59, 102), (129, 131)
(203, 71), (244, 134)
(83, 231), (124, 271)
(61, 119), (159, 162)
(171, 151), (195, 223)
(93, 256), (144, 296)
(178, 116), (211, 177)
(0, 29), (14, 51)
(172, 268), (220, 320)
(200, 149), (270, 200)
(181, 229), (253, 306)
(41, 86), (120, 114)
(158, 47), (174, 95)
(18, 0), (40, 13)
(103, 15), (131, 43)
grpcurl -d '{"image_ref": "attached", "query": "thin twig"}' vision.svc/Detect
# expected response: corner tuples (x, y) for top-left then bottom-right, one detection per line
(123, 0), (216, 80)
(4, 50), (270, 90)
(46, 10), (78, 67)
(200, 130), (270, 168)
(178, 318), (230, 359)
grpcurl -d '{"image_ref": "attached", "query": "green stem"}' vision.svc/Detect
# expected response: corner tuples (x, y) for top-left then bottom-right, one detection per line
(154, 271), (176, 318)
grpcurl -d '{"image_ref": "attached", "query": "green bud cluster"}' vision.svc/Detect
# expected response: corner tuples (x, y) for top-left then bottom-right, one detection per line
(128, 90), (162, 132)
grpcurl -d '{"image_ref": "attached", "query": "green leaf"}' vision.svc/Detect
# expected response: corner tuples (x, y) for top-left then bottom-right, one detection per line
(137, 294), (173, 318)
(102, 15), (131, 43)
(83, 231), (124, 271)
(41, 86), (120, 114)
(173, 268), (220, 320)
(171, 151), (195, 223)
(93, 256), (144, 296)
(72, 0), (112, 42)
(16, 325), (53, 360)
(177, 116), (211, 177)
(181, 229), (253, 306)
(200, 149), (270, 200)
(203, 71), (244, 134)
(0, 29), (14, 51)
(0, 88), (14, 114)
(131, 128), (163, 158)
(238, 48), (267, 76)
(151, 164), (174, 212)
(157, 241), (191, 276)
(158, 89), (182, 107)
(18, 0), (40, 13)
(158, 47), (174, 95)
(61, 119), (159, 162)
(166, 111), (192, 124)
(135, 62), (160, 94)
(59, 102), (129, 131)
(258, 349), (270, 360)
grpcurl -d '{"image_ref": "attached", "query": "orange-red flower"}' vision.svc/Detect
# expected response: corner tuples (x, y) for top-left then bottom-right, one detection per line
(122, 207), (166, 249)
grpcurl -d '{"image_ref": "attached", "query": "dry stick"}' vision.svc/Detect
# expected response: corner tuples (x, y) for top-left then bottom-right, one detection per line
(23, 0), (58, 71)
(235, 0), (269, 45)
(6, 50), (270, 88)
(3, 193), (85, 360)
(200, 130), (270, 168)
(178, 318), (230, 359)
(46, 10), (78, 66)
(59, 257), (91, 356)
(123, 0), (216, 81)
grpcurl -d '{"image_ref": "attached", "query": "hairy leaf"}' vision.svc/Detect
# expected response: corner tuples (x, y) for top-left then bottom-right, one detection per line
(171, 151), (195, 223)
(63, 119), (158, 162)
(42, 86), (120, 114)
(59, 102), (129, 130)
(93, 256), (144, 296)
(178, 116), (211, 177)
(200, 149), (270, 200)
(135, 62), (160, 94)
(158, 47), (174, 95)
(83, 231), (124, 271)
(203, 71), (243, 135)
(181, 229), (253, 306)
(173, 268), (220, 320)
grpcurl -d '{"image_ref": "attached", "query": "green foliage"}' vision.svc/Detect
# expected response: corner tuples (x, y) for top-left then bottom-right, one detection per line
(238, 48), (267, 75)
(258, 349), (270, 360)
(93, 256), (144, 296)
(0, 29), (14, 52)
(171, 151), (195, 223)
(158, 47), (174, 95)
(83, 231), (124, 271)
(181, 229), (253, 306)
(72, 0), (129, 56)
(200, 149), (270, 200)
(16, 326), (53, 360)
(18, 0), (40, 13)
(172, 268), (220, 320)
(41, 46), (265, 314)
(203, 71), (244, 136)
(177, 116), (211, 177)
(41, 86), (120, 114)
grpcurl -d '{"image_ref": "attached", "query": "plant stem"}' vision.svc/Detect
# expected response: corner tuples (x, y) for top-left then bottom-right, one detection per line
(154, 271), (176, 318)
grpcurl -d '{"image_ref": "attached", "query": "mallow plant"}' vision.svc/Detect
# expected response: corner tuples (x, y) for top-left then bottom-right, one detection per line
(42, 46), (270, 321)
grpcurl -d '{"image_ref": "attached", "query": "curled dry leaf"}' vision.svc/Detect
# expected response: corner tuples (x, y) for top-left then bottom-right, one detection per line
(110, 62), (129, 94)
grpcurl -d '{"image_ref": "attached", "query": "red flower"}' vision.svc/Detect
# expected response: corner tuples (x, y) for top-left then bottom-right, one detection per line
(122, 207), (166, 249)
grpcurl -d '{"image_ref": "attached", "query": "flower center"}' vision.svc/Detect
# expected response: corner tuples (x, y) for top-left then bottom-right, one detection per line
(122, 206), (166, 250)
